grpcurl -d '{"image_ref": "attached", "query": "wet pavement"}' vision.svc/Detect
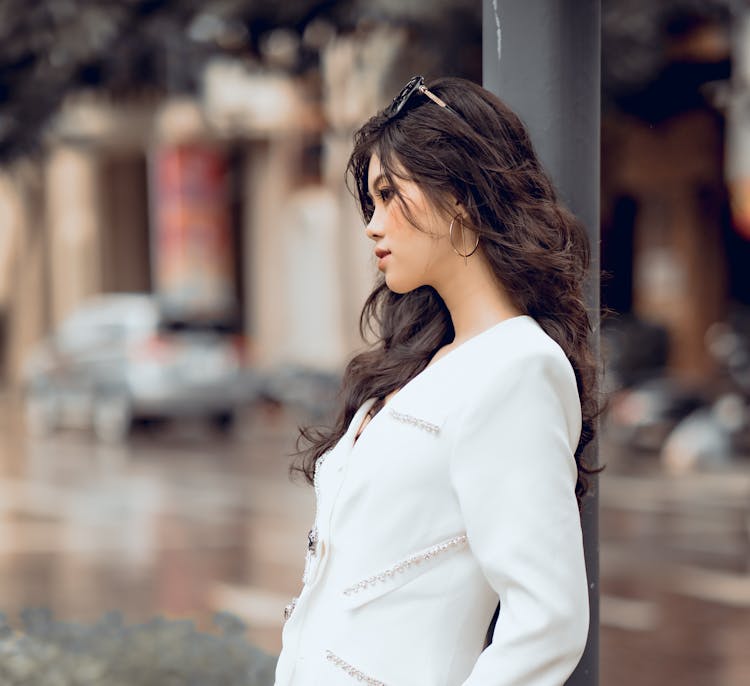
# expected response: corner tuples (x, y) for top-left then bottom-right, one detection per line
(0, 393), (748, 685)
(0, 395), (313, 655)
(597, 436), (750, 686)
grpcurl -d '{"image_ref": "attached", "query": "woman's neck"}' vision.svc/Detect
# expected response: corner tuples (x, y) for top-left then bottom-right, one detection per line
(435, 257), (521, 345)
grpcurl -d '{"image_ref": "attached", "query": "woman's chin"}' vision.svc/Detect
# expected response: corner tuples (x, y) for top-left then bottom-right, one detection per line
(384, 274), (419, 295)
(385, 276), (419, 295)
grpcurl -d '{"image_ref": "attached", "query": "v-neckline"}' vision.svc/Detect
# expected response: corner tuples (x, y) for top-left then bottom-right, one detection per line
(350, 314), (532, 448)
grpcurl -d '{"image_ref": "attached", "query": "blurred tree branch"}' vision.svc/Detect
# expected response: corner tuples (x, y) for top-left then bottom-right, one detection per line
(0, 0), (481, 164)
(0, 0), (734, 165)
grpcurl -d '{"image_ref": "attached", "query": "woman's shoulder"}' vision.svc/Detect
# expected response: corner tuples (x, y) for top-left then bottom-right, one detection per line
(404, 315), (578, 414)
(467, 315), (573, 377)
(451, 316), (583, 447)
(391, 315), (579, 426)
(452, 316), (580, 418)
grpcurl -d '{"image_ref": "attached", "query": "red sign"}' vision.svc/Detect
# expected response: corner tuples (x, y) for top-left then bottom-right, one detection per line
(151, 145), (236, 321)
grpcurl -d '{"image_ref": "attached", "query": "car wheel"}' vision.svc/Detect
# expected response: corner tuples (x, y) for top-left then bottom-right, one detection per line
(93, 395), (132, 443)
(210, 411), (235, 433)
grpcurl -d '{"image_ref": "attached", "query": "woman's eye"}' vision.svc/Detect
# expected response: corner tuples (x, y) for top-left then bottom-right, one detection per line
(376, 187), (394, 202)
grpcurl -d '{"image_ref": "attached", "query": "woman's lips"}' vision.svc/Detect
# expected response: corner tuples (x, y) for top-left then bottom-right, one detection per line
(375, 248), (391, 269)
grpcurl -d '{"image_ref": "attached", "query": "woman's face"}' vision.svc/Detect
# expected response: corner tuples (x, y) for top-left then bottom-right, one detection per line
(365, 153), (455, 293)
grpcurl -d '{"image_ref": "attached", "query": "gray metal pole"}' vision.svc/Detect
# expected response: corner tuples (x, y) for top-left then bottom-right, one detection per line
(482, 2), (601, 685)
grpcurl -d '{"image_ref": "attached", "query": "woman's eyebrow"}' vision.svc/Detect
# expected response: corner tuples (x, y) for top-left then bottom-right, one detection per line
(367, 174), (386, 197)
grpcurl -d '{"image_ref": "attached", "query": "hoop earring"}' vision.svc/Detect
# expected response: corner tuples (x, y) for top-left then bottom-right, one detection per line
(449, 215), (480, 266)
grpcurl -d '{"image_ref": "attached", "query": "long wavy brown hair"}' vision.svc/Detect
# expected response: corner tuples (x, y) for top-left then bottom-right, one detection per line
(293, 76), (602, 508)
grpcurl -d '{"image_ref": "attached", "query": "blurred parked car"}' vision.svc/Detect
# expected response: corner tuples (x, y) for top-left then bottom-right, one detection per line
(661, 307), (750, 472)
(607, 376), (708, 453)
(604, 307), (750, 467)
(602, 313), (708, 452)
(23, 294), (256, 442)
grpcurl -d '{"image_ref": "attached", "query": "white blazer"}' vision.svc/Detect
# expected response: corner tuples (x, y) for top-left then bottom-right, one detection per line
(275, 314), (589, 686)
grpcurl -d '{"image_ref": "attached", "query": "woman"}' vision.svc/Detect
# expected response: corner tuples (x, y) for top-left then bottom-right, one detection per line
(274, 75), (600, 686)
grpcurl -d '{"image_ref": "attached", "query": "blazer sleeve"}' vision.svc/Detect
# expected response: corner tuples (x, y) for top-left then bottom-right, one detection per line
(449, 351), (589, 686)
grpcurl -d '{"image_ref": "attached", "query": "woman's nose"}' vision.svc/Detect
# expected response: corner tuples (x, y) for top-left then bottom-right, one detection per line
(365, 210), (383, 241)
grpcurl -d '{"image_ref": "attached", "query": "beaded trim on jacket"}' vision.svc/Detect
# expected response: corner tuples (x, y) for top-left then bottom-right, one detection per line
(342, 534), (468, 596)
(325, 650), (387, 685)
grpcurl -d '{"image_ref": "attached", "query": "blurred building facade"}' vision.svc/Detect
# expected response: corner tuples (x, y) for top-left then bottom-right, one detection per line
(2, 0), (749, 392)
(601, 3), (750, 383)
(0, 34), (409, 386)
(0, 0), (484, 389)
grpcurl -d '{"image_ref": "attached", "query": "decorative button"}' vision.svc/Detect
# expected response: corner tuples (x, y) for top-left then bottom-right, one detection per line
(283, 596), (297, 621)
(307, 527), (318, 554)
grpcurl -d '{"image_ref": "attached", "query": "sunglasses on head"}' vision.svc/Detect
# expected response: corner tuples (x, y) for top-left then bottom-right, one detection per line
(385, 75), (461, 119)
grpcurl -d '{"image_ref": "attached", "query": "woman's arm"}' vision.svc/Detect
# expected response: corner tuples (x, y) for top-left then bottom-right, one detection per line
(449, 352), (589, 686)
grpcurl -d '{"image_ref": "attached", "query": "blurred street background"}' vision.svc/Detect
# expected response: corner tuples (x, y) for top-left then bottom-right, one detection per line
(1, 0), (750, 684)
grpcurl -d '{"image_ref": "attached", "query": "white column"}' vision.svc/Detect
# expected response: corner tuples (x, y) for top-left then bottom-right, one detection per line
(278, 185), (347, 370)
(243, 138), (300, 368)
(0, 165), (48, 386)
(45, 145), (103, 328)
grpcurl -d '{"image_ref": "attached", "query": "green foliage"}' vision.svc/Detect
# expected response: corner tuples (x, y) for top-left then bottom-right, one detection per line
(0, 609), (277, 686)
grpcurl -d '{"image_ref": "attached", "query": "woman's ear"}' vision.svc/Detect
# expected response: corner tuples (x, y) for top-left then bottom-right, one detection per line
(452, 198), (473, 226)
(451, 196), (466, 217)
